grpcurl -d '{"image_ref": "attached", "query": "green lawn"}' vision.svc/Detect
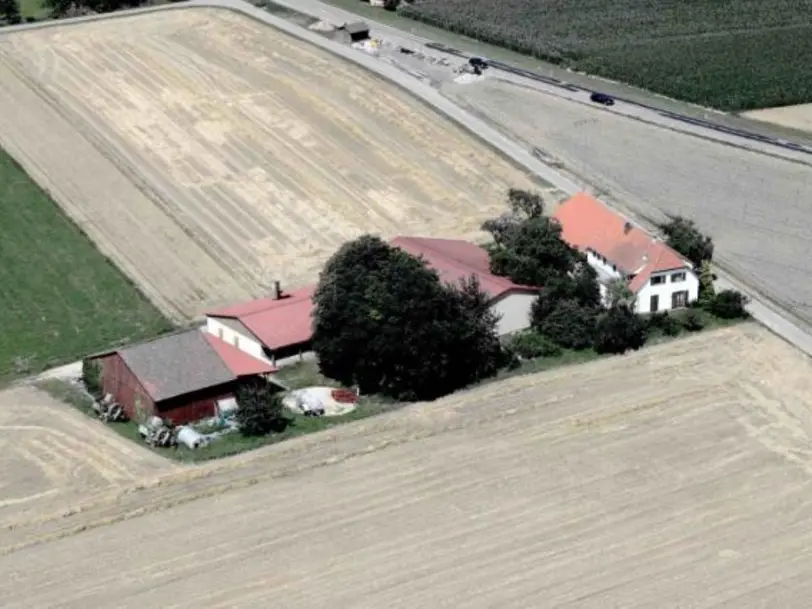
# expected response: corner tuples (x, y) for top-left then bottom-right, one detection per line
(0, 149), (171, 381)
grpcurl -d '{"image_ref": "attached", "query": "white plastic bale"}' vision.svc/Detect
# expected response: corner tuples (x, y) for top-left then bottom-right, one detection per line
(177, 426), (207, 450)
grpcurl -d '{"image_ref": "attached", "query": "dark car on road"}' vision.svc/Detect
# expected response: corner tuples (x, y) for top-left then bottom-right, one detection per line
(590, 92), (615, 106)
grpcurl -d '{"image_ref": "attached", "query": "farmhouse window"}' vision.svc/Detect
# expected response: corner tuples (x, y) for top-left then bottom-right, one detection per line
(650, 275), (665, 285)
(671, 272), (686, 283)
(233, 335), (240, 349)
(672, 291), (689, 309)
(218, 327), (224, 340)
(650, 295), (659, 313)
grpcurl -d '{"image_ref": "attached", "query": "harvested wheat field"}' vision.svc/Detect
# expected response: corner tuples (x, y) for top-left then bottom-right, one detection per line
(0, 386), (172, 537)
(0, 9), (540, 320)
(6, 324), (812, 607)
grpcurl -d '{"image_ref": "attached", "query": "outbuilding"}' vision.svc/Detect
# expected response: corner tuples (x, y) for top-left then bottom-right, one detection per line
(88, 329), (277, 425)
(341, 21), (370, 42)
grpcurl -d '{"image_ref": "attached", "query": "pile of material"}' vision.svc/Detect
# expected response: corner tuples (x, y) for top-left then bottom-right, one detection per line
(138, 416), (176, 448)
(352, 39), (381, 56)
(308, 20), (336, 33)
(92, 393), (126, 423)
(331, 388), (358, 404)
(176, 426), (209, 450)
(283, 387), (359, 417)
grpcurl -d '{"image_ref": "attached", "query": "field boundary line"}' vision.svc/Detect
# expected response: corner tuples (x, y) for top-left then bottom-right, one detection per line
(0, 52), (240, 321)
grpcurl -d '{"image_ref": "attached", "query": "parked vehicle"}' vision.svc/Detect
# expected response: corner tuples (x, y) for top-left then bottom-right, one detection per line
(469, 57), (489, 70)
(590, 92), (615, 106)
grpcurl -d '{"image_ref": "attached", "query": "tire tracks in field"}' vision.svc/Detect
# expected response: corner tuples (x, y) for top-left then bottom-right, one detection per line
(0, 328), (744, 556)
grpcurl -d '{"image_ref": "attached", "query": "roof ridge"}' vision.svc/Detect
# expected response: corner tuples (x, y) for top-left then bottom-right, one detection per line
(397, 236), (480, 280)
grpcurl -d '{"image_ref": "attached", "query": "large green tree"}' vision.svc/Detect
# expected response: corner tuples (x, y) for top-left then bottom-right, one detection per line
(486, 216), (583, 287)
(483, 188), (603, 349)
(312, 235), (505, 401)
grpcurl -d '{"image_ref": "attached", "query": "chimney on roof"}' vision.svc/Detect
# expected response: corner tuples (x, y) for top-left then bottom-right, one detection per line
(272, 280), (282, 300)
(623, 221), (632, 235)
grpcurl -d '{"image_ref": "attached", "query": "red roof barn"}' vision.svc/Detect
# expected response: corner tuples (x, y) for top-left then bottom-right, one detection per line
(204, 236), (540, 361)
(88, 329), (277, 425)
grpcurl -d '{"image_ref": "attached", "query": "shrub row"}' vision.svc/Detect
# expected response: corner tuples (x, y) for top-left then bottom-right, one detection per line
(507, 288), (748, 365)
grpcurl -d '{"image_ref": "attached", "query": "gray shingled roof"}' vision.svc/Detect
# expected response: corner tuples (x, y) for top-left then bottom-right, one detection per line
(119, 329), (235, 402)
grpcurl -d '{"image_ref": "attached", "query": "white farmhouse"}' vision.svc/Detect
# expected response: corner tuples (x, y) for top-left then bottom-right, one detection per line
(553, 193), (699, 314)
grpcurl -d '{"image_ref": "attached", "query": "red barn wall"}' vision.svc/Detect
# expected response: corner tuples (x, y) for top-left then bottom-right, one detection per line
(97, 353), (157, 421)
(155, 382), (238, 425)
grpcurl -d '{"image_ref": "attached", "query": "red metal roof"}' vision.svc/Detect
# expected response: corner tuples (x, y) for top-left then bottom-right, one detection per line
(391, 236), (536, 298)
(205, 238), (536, 352)
(202, 333), (278, 376)
(552, 193), (690, 293)
(207, 285), (316, 351)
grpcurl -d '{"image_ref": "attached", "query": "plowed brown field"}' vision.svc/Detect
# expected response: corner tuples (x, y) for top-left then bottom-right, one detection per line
(6, 324), (812, 607)
(0, 8), (540, 320)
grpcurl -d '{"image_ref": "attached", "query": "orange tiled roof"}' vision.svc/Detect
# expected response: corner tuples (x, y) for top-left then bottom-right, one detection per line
(552, 193), (690, 293)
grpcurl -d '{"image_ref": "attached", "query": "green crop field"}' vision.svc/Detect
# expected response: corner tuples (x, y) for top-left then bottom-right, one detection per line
(0, 149), (171, 381)
(400, 0), (812, 111)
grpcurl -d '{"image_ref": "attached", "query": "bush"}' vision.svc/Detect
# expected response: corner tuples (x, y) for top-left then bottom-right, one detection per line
(82, 358), (102, 398)
(507, 331), (562, 359)
(709, 289), (749, 319)
(594, 304), (647, 354)
(677, 309), (705, 332)
(235, 380), (290, 437)
(539, 299), (596, 350)
(646, 312), (680, 337)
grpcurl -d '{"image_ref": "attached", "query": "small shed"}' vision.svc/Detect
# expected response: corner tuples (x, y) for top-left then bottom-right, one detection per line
(89, 329), (277, 425)
(341, 21), (370, 42)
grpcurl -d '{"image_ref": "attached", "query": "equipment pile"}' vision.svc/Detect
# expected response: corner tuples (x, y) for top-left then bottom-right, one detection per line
(92, 393), (126, 423)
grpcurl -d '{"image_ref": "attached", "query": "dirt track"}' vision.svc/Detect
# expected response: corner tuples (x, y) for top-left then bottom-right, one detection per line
(0, 8), (540, 320)
(6, 324), (812, 606)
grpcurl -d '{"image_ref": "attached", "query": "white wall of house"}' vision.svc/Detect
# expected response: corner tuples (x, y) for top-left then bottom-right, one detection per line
(586, 250), (624, 281)
(492, 292), (536, 336)
(634, 269), (699, 314)
(204, 317), (272, 363)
